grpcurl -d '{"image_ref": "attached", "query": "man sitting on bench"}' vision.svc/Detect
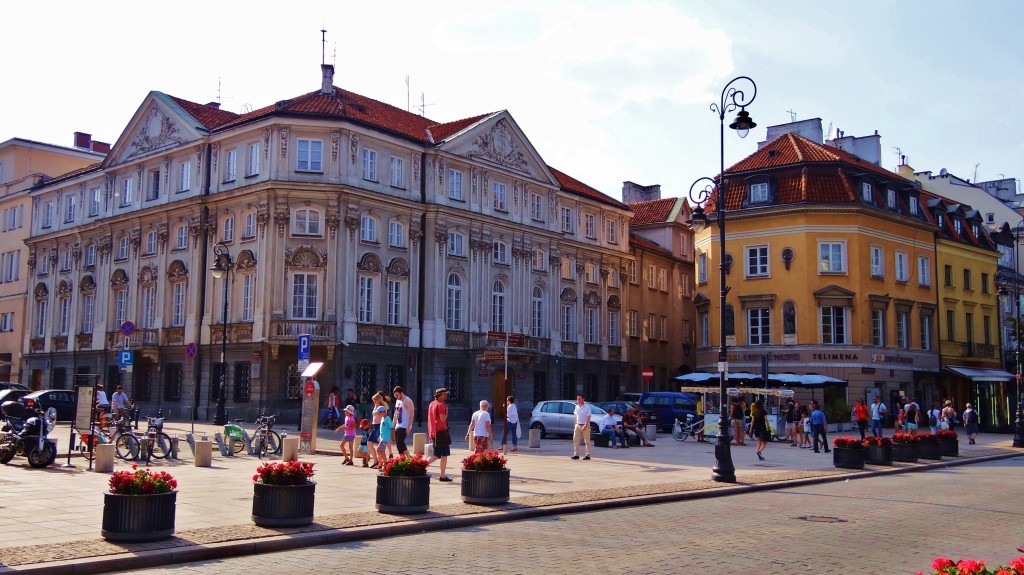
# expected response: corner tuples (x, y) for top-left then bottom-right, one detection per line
(599, 408), (627, 448)
(622, 407), (655, 447)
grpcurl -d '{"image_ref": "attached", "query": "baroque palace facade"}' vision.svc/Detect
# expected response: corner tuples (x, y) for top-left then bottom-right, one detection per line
(23, 65), (644, 422)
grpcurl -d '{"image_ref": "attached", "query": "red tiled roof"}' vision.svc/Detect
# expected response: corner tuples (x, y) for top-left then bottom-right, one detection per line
(36, 162), (103, 187)
(629, 234), (673, 257)
(548, 166), (627, 209)
(167, 96), (240, 130)
(727, 133), (903, 182)
(429, 114), (492, 142)
(629, 198), (676, 225)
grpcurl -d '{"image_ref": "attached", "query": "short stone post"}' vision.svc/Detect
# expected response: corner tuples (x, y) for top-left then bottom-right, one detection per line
(412, 432), (426, 455)
(194, 440), (213, 467)
(646, 424), (658, 441)
(94, 443), (115, 473)
(528, 428), (541, 448)
(281, 435), (299, 462)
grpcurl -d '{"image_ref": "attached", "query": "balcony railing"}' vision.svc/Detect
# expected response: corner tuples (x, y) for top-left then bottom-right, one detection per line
(270, 320), (335, 342)
(584, 344), (601, 359)
(211, 323), (254, 344)
(29, 338), (43, 353)
(76, 333), (92, 349)
(964, 342), (996, 358)
(446, 331), (470, 348)
(163, 327), (185, 346)
(52, 336), (68, 352)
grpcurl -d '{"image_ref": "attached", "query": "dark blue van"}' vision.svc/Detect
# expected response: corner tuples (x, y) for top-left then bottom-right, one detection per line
(639, 391), (700, 433)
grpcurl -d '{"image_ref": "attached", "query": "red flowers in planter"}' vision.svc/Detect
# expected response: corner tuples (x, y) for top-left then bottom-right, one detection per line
(381, 454), (429, 477)
(916, 432), (941, 444)
(862, 436), (892, 447)
(892, 432), (920, 444)
(936, 429), (959, 441)
(831, 436), (864, 449)
(109, 464), (177, 495)
(917, 555), (1024, 574)
(253, 461), (315, 485)
(462, 450), (507, 471)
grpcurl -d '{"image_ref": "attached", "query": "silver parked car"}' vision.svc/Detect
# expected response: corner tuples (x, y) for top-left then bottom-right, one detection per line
(528, 400), (608, 438)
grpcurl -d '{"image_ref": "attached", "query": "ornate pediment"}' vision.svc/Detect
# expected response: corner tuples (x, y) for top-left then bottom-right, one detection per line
(110, 268), (129, 288)
(285, 245), (327, 269)
(122, 106), (189, 162)
(79, 275), (96, 294)
(386, 257), (409, 278)
(357, 253), (383, 273)
(167, 260), (188, 281)
(439, 114), (558, 187)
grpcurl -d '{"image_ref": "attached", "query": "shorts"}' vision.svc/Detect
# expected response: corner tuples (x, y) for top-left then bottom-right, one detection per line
(344, 434), (356, 441)
(359, 445), (368, 453)
(433, 443), (451, 457)
(904, 422), (917, 430)
(368, 425), (381, 443)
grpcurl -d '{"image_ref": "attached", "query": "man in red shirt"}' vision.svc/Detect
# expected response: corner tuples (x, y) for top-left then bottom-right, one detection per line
(426, 388), (453, 482)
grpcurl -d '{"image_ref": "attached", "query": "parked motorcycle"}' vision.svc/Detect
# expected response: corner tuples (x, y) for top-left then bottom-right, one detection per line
(0, 400), (58, 468)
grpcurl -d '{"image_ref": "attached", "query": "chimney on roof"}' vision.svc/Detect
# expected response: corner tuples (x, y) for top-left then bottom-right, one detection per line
(205, 101), (221, 109)
(321, 64), (335, 95)
(73, 132), (92, 149)
(91, 140), (111, 154)
(621, 181), (662, 204)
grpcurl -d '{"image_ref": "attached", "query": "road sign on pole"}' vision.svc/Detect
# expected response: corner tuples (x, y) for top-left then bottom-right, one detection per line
(118, 350), (134, 367)
(642, 367), (654, 381)
(298, 334), (311, 372)
(120, 321), (136, 337)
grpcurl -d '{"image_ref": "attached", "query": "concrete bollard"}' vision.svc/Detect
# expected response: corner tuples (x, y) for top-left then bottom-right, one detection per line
(528, 428), (541, 448)
(94, 443), (115, 473)
(194, 440), (213, 467)
(281, 435), (299, 462)
(646, 424), (658, 441)
(412, 432), (426, 455)
(170, 435), (180, 460)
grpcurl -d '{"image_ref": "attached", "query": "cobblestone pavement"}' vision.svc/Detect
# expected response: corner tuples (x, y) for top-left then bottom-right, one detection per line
(128, 457), (1024, 575)
(0, 420), (1018, 573)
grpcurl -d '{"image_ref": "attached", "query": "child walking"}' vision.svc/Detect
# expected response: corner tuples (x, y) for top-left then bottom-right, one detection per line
(334, 405), (357, 465)
(358, 419), (371, 467)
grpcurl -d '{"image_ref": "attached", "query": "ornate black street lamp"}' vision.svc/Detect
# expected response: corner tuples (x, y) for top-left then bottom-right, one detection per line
(1013, 221), (1024, 447)
(687, 76), (758, 483)
(209, 242), (232, 426)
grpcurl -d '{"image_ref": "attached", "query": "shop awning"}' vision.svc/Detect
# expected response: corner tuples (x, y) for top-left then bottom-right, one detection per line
(943, 366), (1015, 382)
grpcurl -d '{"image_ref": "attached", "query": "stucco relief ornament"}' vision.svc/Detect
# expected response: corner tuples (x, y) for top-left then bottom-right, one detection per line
(126, 109), (186, 159)
(57, 280), (73, 296)
(412, 153), (419, 182)
(344, 214), (359, 239)
(471, 120), (529, 173)
(438, 158), (445, 186)
(167, 260), (188, 281)
(285, 245), (328, 269)
(79, 275), (97, 294)
(330, 131), (341, 162)
(256, 205), (270, 237)
(263, 128), (271, 160)
(211, 143), (219, 173)
(188, 216), (203, 249)
(139, 264), (159, 285)
(325, 213), (341, 239)
(350, 134), (359, 164)
(273, 209), (289, 238)
(356, 253), (383, 273)
(280, 126), (290, 157)
(386, 258), (410, 278)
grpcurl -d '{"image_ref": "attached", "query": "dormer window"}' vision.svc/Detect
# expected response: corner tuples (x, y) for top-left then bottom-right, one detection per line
(886, 189), (897, 209)
(909, 197), (918, 215)
(937, 213), (944, 228)
(862, 182), (872, 203)
(972, 223), (979, 237)
(749, 182), (769, 203)
(954, 219), (962, 235)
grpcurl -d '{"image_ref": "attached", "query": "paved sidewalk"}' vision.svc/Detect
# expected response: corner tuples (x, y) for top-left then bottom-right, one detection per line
(0, 421), (1018, 574)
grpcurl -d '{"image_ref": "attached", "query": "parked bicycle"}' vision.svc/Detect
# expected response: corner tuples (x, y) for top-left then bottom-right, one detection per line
(251, 412), (282, 459)
(80, 415), (140, 461)
(141, 413), (172, 464)
(672, 414), (706, 442)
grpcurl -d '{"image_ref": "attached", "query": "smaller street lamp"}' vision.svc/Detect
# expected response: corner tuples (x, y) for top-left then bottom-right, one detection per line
(210, 242), (232, 426)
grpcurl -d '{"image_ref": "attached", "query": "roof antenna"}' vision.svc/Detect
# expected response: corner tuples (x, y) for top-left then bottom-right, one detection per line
(417, 92), (434, 116)
(320, 27), (327, 65)
(786, 108), (796, 122)
(892, 146), (903, 166)
(973, 163), (980, 183)
(217, 77), (222, 104)
(332, 42), (337, 66)
(406, 75), (411, 112)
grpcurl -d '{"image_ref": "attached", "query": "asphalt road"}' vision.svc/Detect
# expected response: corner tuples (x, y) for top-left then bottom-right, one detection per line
(126, 456), (1024, 575)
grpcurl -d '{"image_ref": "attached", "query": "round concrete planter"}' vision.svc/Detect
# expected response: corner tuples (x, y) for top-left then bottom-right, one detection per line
(376, 475), (430, 514)
(101, 491), (176, 542)
(461, 469), (510, 505)
(252, 481), (316, 527)
(832, 447), (865, 469)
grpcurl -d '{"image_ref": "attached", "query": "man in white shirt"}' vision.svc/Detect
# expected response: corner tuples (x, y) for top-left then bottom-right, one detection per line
(600, 407), (626, 448)
(392, 386), (415, 456)
(571, 394), (591, 460)
(869, 395), (887, 437)
(110, 385), (133, 423)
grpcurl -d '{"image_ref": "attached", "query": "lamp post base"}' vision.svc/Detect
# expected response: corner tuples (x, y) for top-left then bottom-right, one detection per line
(712, 438), (736, 483)
(1013, 415), (1024, 448)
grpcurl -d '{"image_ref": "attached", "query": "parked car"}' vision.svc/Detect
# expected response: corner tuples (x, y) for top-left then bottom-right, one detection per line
(19, 390), (76, 421)
(528, 400), (608, 438)
(638, 391), (700, 432)
(0, 389), (31, 419)
(592, 401), (659, 428)
(0, 383), (29, 392)
(618, 392), (642, 404)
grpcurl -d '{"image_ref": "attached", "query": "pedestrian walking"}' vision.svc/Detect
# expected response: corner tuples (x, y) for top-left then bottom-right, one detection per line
(426, 388), (453, 482)
(963, 403), (979, 444)
(927, 402), (942, 435)
(852, 398), (869, 440)
(324, 386), (340, 428)
(501, 395), (519, 452)
(358, 386), (371, 421)
(466, 400), (493, 452)
(392, 386), (414, 456)
(571, 394), (592, 460)
(784, 399), (797, 445)
(869, 396), (887, 437)
(941, 400), (957, 431)
(368, 392), (390, 468)
(810, 400), (829, 453)
(730, 396), (747, 446)
(750, 399), (768, 460)
(379, 397), (396, 460)
(904, 396), (921, 434)
(357, 419), (371, 467)
(335, 405), (357, 465)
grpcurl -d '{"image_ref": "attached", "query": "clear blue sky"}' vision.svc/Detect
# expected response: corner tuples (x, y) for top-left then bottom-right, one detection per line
(2, 0), (1021, 200)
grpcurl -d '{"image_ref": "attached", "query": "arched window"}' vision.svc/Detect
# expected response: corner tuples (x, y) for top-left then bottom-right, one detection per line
(446, 273), (463, 330)
(531, 286), (544, 337)
(492, 280), (506, 332)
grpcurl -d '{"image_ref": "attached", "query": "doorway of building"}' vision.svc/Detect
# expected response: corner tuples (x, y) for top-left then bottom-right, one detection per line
(492, 370), (510, 420)
(972, 381), (1012, 433)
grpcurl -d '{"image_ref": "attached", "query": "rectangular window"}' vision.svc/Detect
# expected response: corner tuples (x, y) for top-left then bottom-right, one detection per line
(965, 312), (974, 343)
(172, 283), (185, 326)
(920, 314), (932, 351)
(819, 242), (845, 273)
(291, 273), (318, 319)
(35, 300), (46, 337)
(646, 314), (655, 340)
(389, 156), (405, 188)
(176, 226), (188, 249)
(247, 143), (260, 176)
(946, 309), (956, 341)
(118, 236), (129, 260)
(179, 161), (191, 192)
(297, 140), (323, 171)
(647, 265), (656, 289)
(871, 309), (885, 346)
(359, 276), (374, 323)
(389, 221), (404, 247)
(585, 308), (597, 344)
(697, 252), (707, 283)
(870, 246), (883, 277)
(896, 311), (909, 349)
(531, 291), (544, 337)
(532, 249), (545, 271)
(241, 275), (254, 322)
(115, 290), (127, 326)
(493, 182), (507, 211)
(64, 195), (76, 222)
(895, 252), (908, 282)
(909, 197), (918, 215)
(887, 188), (896, 209)
(658, 268), (667, 291)
(1, 250), (18, 282)
(584, 263), (595, 283)
(606, 220), (618, 243)
(444, 367), (465, 402)
(90, 188), (101, 215)
(39, 250), (49, 275)
(530, 193), (542, 220)
(77, 293), (93, 332)
(561, 304), (576, 341)
(608, 311), (619, 344)
(142, 286), (156, 328)
(61, 248), (71, 271)
(660, 315), (668, 340)
(244, 212), (256, 239)
(561, 207), (574, 233)
(982, 273), (990, 294)
(746, 245), (769, 277)
(223, 149), (237, 181)
(58, 298), (70, 335)
(629, 261), (637, 284)
(447, 233), (464, 256)
(629, 310), (638, 337)
(747, 308), (771, 345)
(122, 178), (133, 206)
(492, 242), (508, 265)
(362, 148), (377, 181)
(223, 216), (234, 243)
(43, 202), (53, 228)
(944, 264), (953, 286)
(585, 214), (596, 238)
(146, 231), (157, 255)
(233, 362), (251, 403)
(963, 269), (972, 290)
(918, 256), (931, 286)
(862, 182), (872, 202)
(387, 279), (401, 326)
(85, 244), (95, 267)
(147, 169), (161, 201)
(821, 306), (846, 344)
(163, 364), (182, 401)
(700, 311), (709, 347)
(749, 182), (769, 203)
(607, 268), (618, 288)
(448, 169), (463, 200)
(561, 257), (573, 280)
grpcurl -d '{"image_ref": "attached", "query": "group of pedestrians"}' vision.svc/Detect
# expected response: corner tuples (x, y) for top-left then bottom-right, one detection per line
(326, 385), (415, 468)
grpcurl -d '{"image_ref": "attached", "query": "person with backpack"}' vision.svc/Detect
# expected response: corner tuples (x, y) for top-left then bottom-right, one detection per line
(904, 397), (920, 435)
(927, 402), (942, 434)
(962, 403), (979, 444)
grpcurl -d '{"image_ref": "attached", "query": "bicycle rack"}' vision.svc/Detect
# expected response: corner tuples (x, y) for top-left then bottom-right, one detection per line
(169, 435), (180, 460)
(214, 432), (230, 456)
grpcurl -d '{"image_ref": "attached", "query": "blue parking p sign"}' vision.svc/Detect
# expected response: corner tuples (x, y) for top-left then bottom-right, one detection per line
(118, 350), (134, 367)
(298, 334), (311, 361)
